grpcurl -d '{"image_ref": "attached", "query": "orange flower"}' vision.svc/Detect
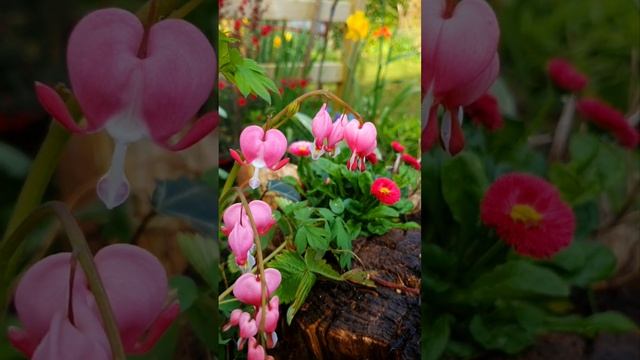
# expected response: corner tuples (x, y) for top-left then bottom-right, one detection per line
(373, 26), (391, 39)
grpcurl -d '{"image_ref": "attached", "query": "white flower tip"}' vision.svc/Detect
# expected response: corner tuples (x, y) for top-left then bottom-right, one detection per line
(97, 175), (130, 209)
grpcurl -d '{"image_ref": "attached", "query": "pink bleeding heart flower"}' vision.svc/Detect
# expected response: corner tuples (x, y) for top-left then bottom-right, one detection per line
(325, 114), (349, 154)
(255, 296), (280, 348)
(230, 125), (289, 189)
(311, 103), (333, 158)
(288, 140), (313, 157)
(222, 309), (243, 332)
(236, 312), (259, 350)
(228, 219), (256, 269)
(8, 244), (179, 357)
(222, 200), (275, 236)
(247, 337), (266, 360)
(344, 120), (377, 172)
(422, 0), (500, 154)
(232, 269), (282, 307)
(35, 8), (217, 209)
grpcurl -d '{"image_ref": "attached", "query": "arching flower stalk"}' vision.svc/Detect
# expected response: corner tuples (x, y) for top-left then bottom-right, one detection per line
(222, 190), (281, 360)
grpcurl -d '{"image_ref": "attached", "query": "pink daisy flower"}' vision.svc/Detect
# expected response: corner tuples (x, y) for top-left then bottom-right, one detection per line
(480, 173), (575, 258)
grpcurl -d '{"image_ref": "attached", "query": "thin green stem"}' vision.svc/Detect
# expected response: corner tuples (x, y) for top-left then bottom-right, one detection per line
(469, 240), (505, 273)
(219, 163), (240, 211)
(169, 0), (203, 19)
(235, 189), (268, 346)
(2, 123), (70, 243)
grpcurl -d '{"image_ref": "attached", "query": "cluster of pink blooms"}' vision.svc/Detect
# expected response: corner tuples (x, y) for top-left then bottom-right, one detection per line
(222, 200), (276, 270)
(35, 8), (217, 209)
(231, 104), (378, 188)
(224, 269), (281, 360)
(547, 58), (638, 149)
(307, 104), (378, 171)
(422, 0), (500, 155)
(8, 244), (178, 359)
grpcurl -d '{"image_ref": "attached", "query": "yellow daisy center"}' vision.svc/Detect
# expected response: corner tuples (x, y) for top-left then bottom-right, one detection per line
(379, 187), (391, 195)
(510, 204), (543, 226)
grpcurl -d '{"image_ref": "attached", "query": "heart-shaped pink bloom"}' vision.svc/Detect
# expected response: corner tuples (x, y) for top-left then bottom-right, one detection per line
(8, 244), (178, 357)
(344, 120), (377, 171)
(222, 309), (244, 332)
(228, 220), (255, 268)
(35, 8), (216, 209)
(232, 269), (282, 306)
(222, 200), (275, 236)
(255, 296), (280, 348)
(238, 312), (258, 341)
(247, 337), (266, 360)
(311, 103), (333, 157)
(326, 114), (348, 153)
(422, 0), (500, 154)
(232, 125), (289, 189)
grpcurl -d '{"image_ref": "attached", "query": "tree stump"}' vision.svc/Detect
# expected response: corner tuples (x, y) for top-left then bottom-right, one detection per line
(273, 229), (421, 360)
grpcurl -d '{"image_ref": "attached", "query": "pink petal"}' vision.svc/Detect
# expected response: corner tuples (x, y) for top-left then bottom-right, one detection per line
(430, 0), (500, 97)
(131, 302), (180, 354)
(90, 244), (168, 353)
(262, 129), (288, 168)
(13, 253), (74, 344)
(255, 296), (280, 333)
(32, 312), (111, 360)
(160, 111), (219, 151)
(34, 82), (87, 133)
(222, 203), (243, 235)
(229, 220), (255, 266)
(240, 126), (267, 164)
(311, 104), (333, 147)
(443, 54), (500, 107)
(247, 337), (266, 360)
(67, 8), (145, 132)
(249, 200), (276, 235)
(141, 19), (216, 142)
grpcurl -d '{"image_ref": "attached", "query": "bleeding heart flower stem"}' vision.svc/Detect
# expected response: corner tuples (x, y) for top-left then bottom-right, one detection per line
(234, 188), (269, 346)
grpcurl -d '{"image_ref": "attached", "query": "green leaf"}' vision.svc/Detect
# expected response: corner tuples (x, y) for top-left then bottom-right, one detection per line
(393, 199), (414, 214)
(317, 208), (335, 221)
(544, 311), (637, 337)
(268, 251), (306, 304)
(286, 271), (316, 324)
(294, 227), (308, 253)
(186, 296), (218, 350)
(469, 260), (569, 302)
(329, 198), (345, 214)
(267, 180), (300, 202)
(305, 250), (342, 281)
(470, 314), (535, 354)
(341, 269), (375, 287)
(550, 241), (616, 287)
(441, 153), (488, 226)
(423, 315), (451, 360)
(177, 233), (218, 288)
(305, 225), (330, 251)
(364, 205), (399, 219)
(169, 276), (198, 311)
(152, 178), (216, 235)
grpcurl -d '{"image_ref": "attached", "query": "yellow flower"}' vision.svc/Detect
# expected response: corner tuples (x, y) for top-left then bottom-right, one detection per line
(284, 31), (293, 42)
(273, 35), (282, 48)
(345, 11), (369, 41)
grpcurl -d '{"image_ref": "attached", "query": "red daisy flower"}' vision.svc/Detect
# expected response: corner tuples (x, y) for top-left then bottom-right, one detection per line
(464, 93), (503, 131)
(371, 177), (401, 205)
(480, 173), (575, 258)
(401, 153), (421, 170)
(547, 58), (588, 92)
(391, 141), (405, 153)
(576, 98), (638, 149)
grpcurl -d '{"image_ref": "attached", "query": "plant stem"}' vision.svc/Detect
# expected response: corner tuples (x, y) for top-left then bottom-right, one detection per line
(2, 123), (70, 243)
(169, 0), (203, 18)
(217, 241), (287, 301)
(469, 240), (505, 273)
(549, 94), (576, 162)
(219, 163), (240, 210)
(235, 189), (268, 345)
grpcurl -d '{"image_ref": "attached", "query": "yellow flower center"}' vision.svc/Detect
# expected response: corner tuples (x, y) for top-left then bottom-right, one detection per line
(510, 204), (543, 226)
(379, 187), (391, 195)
